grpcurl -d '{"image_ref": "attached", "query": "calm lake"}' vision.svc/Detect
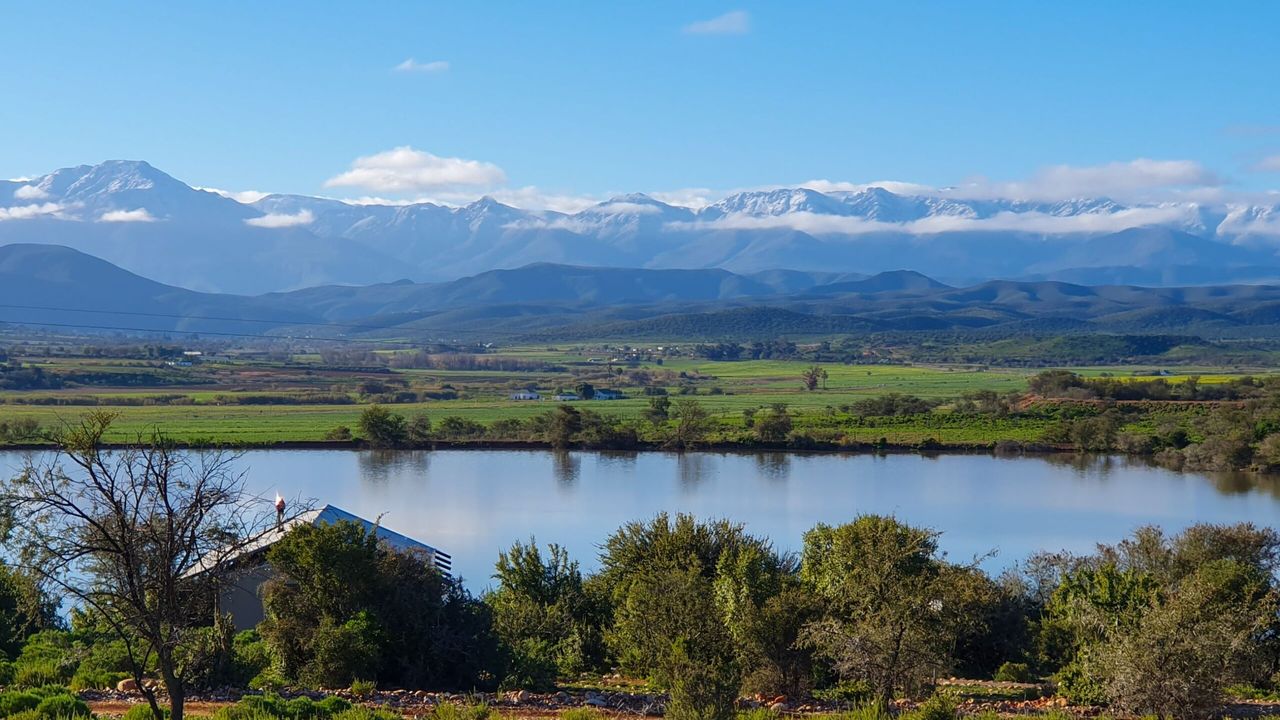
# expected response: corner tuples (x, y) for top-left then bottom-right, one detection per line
(3, 449), (1279, 590)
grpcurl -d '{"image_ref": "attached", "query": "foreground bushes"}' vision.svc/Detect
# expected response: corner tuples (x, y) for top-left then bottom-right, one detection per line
(1, 513), (1275, 720)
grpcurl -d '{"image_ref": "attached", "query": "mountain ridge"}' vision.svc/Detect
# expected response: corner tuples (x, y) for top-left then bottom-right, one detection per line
(3, 160), (1280, 293)
(7, 244), (1280, 342)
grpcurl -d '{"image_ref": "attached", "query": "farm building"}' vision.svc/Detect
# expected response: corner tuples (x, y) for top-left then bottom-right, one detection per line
(509, 391), (541, 400)
(193, 504), (451, 631)
(554, 393), (580, 401)
(594, 389), (625, 400)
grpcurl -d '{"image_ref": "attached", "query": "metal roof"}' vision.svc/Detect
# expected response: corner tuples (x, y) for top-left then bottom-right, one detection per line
(184, 504), (451, 577)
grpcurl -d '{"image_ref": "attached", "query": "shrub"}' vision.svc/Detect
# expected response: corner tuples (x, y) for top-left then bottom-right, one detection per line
(211, 707), (283, 720)
(0, 692), (41, 717)
(238, 694), (289, 718)
(13, 662), (68, 689)
(316, 697), (353, 717)
(233, 630), (274, 687)
(349, 679), (377, 699)
(993, 662), (1033, 683)
(24, 689), (70, 701)
(33, 695), (90, 720)
(663, 639), (738, 720)
(820, 706), (892, 720)
(123, 706), (171, 720)
(0, 662), (14, 687)
(905, 693), (957, 720)
(70, 668), (130, 691)
(248, 667), (287, 692)
(735, 709), (777, 720)
(325, 426), (353, 441)
(331, 709), (402, 720)
(285, 697), (319, 720)
(6, 711), (42, 720)
(497, 638), (557, 691)
(428, 703), (489, 720)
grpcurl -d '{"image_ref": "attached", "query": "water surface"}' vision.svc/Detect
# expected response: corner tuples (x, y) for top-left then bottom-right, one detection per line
(3, 449), (1277, 590)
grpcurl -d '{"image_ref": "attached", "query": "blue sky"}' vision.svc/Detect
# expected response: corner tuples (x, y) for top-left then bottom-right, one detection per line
(3, 1), (1279, 209)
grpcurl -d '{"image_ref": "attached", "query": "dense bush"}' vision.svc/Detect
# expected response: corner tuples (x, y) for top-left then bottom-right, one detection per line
(486, 539), (608, 689)
(33, 695), (89, 719)
(260, 520), (499, 689)
(0, 692), (41, 717)
(2, 501), (1278, 715)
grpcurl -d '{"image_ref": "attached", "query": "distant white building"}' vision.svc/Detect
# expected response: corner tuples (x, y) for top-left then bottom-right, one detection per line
(595, 389), (625, 400)
(509, 391), (541, 400)
(554, 393), (580, 401)
(188, 505), (450, 631)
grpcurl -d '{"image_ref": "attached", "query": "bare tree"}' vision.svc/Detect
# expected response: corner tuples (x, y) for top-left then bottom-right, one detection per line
(1, 411), (295, 720)
(801, 365), (826, 392)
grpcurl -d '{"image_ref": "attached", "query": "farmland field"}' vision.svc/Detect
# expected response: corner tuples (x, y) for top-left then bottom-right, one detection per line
(1, 346), (1270, 445)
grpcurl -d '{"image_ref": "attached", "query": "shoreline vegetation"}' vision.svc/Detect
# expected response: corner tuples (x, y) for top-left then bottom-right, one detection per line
(6, 341), (1280, 472)
(7, 368), (1280, 474)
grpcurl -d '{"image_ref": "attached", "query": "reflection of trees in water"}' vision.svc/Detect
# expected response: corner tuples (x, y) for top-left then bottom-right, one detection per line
(597, 450), (638, 470)
(677, 452), (713, 489)
(754, 452), (790, 481)
(1034, 451), (1280, 499)
(357, 450), (430, 485)
(1037, 452), (1122, 476)
(552, 451), (580, 487)
(1206, 471), (1280, 499)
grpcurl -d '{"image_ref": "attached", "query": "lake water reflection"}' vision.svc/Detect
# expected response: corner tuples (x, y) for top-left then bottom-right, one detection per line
(3, 449), (1278, 590)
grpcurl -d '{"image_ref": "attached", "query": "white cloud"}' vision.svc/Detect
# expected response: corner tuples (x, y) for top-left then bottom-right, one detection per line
(198, 186), (273, 204)
(419, 187), (600, 214)
(1251, 155), (1280, 173)
(583, 201), (663, 216)
(684, 10), (750, 35)
(0, 202), (63, 221)
(13, 185), (48, 200)
(245, 210), (315, 228)
(325, 147), (506, 193)
(649, 188), (722, 208)
(955, 159), (1220, 202)
(669, 205), (1195, 237)
(799, 179), (940, 196)
(99, 208), (157, 223)
(394, 58), (450, 74)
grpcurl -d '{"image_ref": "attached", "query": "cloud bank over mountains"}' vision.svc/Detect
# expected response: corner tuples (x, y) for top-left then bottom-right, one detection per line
(1, 158), (1279, 295)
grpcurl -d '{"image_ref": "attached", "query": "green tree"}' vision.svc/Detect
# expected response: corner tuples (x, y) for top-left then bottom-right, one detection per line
(260, 520), (498, 689)
(487, 539), (607, 688)
(600, 514), (780, 677)
(644, 396), (672, 425)
(753, 404), (793, 444)
(614, 562), (738, 720)
(1096, 560), (1278, 720)
(358, 405), (407, 448)
(801, 366), (824, 392)
(575, 382), (596, 400)
(546, 405), (583, 448)
(668, 398), (712, 449)
(799, 516), (965, 706)
(0, 565), (59, 660)
(407, 415), (433, 445)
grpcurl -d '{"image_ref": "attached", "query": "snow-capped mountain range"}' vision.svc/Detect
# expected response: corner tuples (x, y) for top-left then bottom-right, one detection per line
(2, 160), (1279, 294)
